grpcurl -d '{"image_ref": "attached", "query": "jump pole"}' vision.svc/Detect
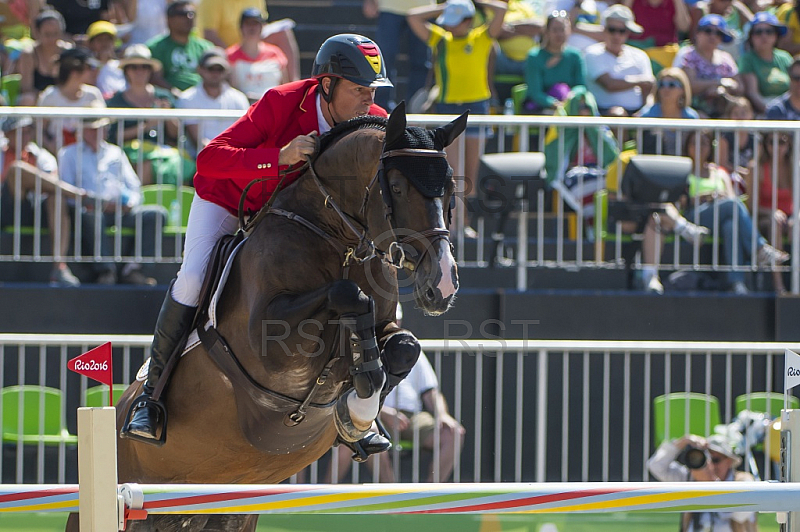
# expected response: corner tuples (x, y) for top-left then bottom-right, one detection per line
(77, 407), (121, 531)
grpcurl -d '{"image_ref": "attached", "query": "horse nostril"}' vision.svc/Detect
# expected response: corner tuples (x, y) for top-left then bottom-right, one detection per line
(425, 287), (436, 302)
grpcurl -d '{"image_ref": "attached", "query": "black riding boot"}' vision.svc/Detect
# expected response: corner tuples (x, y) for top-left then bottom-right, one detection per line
(121, 285), (196, 443)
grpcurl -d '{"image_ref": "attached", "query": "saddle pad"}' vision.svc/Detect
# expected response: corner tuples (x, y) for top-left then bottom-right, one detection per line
(185, 238), (246, 354)
(135, 239), (246, 380)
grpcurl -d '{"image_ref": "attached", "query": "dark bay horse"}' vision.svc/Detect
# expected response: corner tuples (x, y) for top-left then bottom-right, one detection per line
(66, 104), (467, 531)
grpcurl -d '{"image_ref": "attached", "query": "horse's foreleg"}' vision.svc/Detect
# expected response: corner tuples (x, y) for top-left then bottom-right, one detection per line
(327, 281), (386, 439)
(258, 280), (388, 454)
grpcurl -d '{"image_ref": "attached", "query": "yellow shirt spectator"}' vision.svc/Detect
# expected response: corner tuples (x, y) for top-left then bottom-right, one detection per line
(498, 0), (538, 62)
(196, 0), (268, 48)
(429, 24), (494, 103)
(777, 2), (800, 52)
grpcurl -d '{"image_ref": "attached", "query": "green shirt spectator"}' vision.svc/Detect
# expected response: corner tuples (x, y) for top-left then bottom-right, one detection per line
(147, 33), (214, 91)
(739, 11), (791, 114)
(525, 46), (585, 110)
(147, 0), (214, 91)
(738, 47), (792, 99)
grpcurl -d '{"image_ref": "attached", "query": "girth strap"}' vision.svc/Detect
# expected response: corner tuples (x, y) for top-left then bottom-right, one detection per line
(197, 323), (337, 424)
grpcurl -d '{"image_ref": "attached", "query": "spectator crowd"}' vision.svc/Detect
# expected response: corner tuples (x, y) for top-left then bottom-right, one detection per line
(0, 0), (797, 294)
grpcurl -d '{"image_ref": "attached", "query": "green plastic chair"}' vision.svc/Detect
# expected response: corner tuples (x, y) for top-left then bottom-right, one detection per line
(1, 73), (21, 105)
(1, 385), (77, 445)
(83, 384), (128, 407)
(653, 392), (721, 446)
(734, 392), (800, 418)
(141, 184), (194, 234)
(511, 83), (528, 115)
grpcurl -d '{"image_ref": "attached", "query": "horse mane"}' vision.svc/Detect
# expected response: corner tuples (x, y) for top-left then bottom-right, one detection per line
(316, 116), (388, 157)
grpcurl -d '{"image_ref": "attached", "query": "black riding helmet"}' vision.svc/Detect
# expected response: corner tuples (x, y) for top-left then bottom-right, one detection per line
(312, 34), (393, 102)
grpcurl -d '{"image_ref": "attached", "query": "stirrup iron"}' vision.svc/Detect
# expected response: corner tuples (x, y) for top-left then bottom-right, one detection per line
(121, 394), (169, 447)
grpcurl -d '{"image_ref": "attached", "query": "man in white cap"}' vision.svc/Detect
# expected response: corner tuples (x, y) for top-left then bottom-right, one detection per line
(648, 433), (757, 532)
(57, 112), (165, 286)
(177, 47), (250, 153)
(583, 4), (654, 116)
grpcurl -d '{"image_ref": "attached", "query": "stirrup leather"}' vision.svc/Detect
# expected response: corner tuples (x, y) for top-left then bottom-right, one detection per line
(121, 393), (168, 447)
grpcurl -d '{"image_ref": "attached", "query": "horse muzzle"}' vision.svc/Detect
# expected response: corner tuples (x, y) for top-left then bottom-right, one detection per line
(412, 237), (459, 316)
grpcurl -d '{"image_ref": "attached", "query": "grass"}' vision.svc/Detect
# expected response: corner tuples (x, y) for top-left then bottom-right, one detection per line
(0, 512), (782, 531)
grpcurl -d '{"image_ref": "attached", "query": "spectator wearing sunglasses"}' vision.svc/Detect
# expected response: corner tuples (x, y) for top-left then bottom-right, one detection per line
(648, 434), (757, 532)
(740, 12), (791, 115)
(177, 48), (250, 154)
(688, 0), (752, 60)
(672, 14), (741, 117)
(766, 56), (800, 120)
(638, 68), (699, 156)
(584, 4), (655, 116)
(147, 1), (214, 92)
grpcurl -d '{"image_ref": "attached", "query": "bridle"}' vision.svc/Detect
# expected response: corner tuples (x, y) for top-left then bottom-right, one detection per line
(369, 147), (452, 272)
(304, 145), (452, 275)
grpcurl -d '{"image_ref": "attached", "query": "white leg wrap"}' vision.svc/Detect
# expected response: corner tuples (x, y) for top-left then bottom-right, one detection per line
(334, 373), (387, 442)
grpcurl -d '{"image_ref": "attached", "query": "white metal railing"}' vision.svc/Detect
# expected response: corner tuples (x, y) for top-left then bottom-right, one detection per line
(0, 334), (796, 485)
(0, 109), (796, 291)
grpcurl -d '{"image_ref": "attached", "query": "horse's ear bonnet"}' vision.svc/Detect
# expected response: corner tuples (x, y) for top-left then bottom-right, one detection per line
(383, 101), (455, 198)
(433, 111), (469, 150)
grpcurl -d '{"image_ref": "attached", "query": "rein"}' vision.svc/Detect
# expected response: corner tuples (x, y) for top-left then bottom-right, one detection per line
(237, 155), (314, 234)
(233, 139), (452, 276)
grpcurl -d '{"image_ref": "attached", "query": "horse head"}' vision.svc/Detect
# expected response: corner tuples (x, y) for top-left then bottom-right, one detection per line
(373, 102), (468, 315)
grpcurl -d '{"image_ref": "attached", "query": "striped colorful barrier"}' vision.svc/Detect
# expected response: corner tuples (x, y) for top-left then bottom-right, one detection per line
(3, 482), (800, 516)
(0, 485), (78, 513)
(114, 482), (800, 515)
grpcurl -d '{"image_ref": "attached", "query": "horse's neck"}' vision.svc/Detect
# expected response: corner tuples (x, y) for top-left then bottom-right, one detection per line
(276, 172), (371, 241)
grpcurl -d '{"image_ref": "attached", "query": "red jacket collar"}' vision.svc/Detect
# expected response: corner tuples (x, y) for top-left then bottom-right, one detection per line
(297, 81), (321, 133)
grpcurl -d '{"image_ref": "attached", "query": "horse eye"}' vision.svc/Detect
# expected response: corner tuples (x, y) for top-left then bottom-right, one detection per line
(391, 184), (401, 194)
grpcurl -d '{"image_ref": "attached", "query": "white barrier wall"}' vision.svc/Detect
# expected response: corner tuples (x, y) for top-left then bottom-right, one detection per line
(0, 335), (796, 486)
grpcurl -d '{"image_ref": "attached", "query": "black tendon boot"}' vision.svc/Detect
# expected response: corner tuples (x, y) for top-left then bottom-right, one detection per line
(121, 284), (196, 445)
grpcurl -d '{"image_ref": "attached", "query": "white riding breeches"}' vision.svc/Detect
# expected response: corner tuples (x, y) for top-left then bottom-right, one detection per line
(171, 194), (239, 307)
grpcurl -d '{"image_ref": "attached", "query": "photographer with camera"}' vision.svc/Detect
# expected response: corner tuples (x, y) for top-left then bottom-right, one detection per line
(647, 433), (757, 532)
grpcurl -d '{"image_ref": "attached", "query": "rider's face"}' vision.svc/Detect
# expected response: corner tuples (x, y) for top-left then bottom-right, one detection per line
(327, 78), (376, 120)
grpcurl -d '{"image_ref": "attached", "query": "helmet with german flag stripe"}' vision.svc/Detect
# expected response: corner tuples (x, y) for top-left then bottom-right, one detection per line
(312, 34), (393, 91)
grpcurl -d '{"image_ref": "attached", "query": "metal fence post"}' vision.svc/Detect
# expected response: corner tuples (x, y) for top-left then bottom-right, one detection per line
(781, 409), (800, 531)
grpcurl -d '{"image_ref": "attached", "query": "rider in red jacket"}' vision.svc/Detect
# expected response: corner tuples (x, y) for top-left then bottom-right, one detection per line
(122, 34), (393, 451)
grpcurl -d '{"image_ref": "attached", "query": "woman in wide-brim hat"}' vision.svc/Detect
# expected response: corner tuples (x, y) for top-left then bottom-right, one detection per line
(106, 44), (191, 186)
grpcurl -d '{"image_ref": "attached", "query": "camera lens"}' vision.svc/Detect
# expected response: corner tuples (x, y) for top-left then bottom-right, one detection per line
(684, 448), (707, 469)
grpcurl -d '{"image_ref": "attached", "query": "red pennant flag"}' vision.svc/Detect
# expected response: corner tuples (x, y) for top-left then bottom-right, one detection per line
(68, 343), (114, 405)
